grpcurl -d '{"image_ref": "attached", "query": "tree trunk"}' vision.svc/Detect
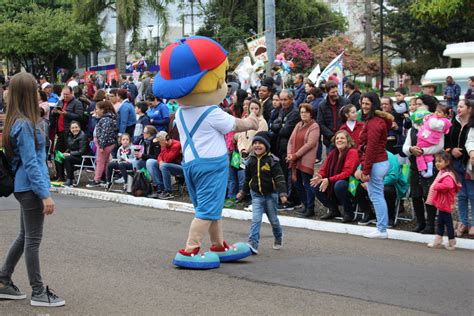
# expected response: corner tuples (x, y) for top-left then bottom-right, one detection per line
(116, 17), (127, 74)
(49, 59), (56, 83)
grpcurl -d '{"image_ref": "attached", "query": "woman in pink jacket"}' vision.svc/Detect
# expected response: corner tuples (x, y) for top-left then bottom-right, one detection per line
(426, 151), (461, 250)
(287, 103), (320, 218)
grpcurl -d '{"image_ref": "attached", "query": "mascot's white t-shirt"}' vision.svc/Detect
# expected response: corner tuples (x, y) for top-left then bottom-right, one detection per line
(176, 105), (235, 163)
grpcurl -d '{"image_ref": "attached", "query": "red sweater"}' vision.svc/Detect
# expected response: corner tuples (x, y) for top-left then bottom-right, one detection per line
(158, 139), (182, 164)
(319, 148), (359, 183)
(340, 121), (364, 148)
(358, 111), (392, 175)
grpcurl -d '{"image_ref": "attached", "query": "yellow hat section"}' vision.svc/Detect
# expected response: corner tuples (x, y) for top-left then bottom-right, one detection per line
(190, 59), (229, 95)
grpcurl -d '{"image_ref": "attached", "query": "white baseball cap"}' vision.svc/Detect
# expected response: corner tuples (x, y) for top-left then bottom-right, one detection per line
(41, 82), (51, 90)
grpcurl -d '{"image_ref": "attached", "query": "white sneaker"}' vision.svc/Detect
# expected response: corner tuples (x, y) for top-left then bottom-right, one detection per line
(114, 177), (125, 184)
(363, 230), (388, 239)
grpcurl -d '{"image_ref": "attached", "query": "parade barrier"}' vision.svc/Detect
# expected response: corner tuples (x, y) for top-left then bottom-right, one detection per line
(51, 187), (474, 250)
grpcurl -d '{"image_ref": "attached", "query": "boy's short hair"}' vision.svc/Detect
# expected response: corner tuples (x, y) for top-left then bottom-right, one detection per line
(136, 102), (148, 114)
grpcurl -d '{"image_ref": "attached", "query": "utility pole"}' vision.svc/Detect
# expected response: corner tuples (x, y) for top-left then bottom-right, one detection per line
(190, 0), (195, 35)
(258, 0), (264, 35)
(364, 0), (373, 56)
(380, 0), (384, 96)
(265, 0), (276, 77)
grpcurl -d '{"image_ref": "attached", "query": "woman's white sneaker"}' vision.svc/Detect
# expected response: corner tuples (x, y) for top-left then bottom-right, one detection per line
(363, 230), (388, 239)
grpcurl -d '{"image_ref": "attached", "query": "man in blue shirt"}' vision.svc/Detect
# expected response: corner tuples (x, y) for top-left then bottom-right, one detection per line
(147, 97), (170, 132)
(444, 76), (461, 113)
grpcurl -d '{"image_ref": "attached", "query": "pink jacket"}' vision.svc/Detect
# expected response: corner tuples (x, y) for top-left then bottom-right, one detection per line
(287, 120), (320, 175)
(417, 115), (452, 146)
(426, 170), (461, 213)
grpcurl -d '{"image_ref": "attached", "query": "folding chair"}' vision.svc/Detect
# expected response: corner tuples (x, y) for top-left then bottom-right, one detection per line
(394, 187), (414, 225)
(106, 168), (134, 192)
(74, 155), (96, 186)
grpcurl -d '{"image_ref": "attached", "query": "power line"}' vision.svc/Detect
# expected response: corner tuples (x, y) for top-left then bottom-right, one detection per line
(211, 18), (345, 41)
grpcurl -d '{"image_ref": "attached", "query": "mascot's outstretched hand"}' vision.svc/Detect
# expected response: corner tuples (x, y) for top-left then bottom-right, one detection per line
(152, 36), (254, 269)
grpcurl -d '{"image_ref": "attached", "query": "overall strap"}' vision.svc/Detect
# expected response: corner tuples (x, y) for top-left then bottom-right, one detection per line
(179, 106), (218, 160)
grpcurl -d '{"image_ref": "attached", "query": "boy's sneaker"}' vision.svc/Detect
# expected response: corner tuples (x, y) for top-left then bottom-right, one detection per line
(358, 212), (373, 225)
(247, 241), (259, 255)
(114, 177), (125, 184)
(30, 286), (65, 307)
(0, 281), (27, 300)
(62, 179), (73, 188)
(158, 191), (175, 200)
(277, 203), (294, 212)
(86, 180), (102, 188)
(273, 239), (283, 250)
(244, 205), (253, 212)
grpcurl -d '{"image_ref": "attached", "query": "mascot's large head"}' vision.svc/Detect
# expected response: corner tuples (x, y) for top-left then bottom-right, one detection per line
(153, 36), (229, 106)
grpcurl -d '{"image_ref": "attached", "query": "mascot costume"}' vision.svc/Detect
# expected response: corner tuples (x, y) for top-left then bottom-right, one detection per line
(153, 36), (258, 269)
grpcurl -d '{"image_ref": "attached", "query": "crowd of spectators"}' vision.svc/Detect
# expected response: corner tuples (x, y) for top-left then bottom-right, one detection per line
(2, 71), (473, 242)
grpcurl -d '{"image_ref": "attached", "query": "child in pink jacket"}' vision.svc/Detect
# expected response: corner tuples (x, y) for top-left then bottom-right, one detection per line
(416, 105), (452, 178)
(426, 151), (461, 250)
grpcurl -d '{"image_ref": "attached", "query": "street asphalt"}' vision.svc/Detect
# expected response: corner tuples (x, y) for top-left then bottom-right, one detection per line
(0, 193), (473, 315)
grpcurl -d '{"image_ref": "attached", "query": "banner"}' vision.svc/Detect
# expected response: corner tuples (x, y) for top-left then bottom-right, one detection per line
(106, 68), (119, 85)
(316, 51), (345, 88)
(246, 36), (268, 62)
(308, 64), (321, 84)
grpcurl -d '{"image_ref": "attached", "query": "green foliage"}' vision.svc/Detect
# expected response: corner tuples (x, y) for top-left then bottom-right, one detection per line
(0, 2), (102, 77)
(379, 0), (474, 68)
(394, 54), (439, 83)
(311, 36), (390, 78)
(196, 0), (346, 52)
(73, 0), (172, 72)
(410, 0), (473, 26)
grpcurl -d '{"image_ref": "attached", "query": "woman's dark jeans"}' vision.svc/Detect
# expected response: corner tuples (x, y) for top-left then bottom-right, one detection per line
(292, 169), (315, 211)
(314, 179), (353, 216)
(0, 191), (45, 294)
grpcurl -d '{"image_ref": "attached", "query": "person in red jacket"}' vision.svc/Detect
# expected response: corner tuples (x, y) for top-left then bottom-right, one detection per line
(339, 104), (364, 147)
(311, 130), (359, 222)
(426, 151), (461, 250)
(355, 92), (394, 239)
(146, 131), (184, 200)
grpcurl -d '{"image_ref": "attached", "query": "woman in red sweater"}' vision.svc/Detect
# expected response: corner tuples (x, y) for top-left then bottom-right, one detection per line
(339, 104), (364, 147)
(310, 130), (359, 222)
(355, 92), (393, 239)
(287, 103), (320, 218)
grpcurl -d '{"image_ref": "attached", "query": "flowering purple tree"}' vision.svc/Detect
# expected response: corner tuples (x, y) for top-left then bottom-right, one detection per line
(276, 38), (314, 73)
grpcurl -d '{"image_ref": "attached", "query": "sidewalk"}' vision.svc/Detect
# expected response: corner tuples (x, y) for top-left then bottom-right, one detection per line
(51, 187), (474, 250)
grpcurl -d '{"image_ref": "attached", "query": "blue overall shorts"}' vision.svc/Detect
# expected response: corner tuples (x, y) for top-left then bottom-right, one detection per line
(178, 106), (230, 221)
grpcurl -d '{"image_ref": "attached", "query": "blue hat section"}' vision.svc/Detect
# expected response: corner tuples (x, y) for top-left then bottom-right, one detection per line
(153, 70), (207, 99)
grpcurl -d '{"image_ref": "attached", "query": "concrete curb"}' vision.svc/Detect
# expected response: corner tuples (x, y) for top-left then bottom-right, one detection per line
(51, 187), (474, 250)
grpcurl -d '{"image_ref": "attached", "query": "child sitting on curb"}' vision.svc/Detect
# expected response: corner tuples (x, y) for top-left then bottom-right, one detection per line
(237, 131), (287, 254)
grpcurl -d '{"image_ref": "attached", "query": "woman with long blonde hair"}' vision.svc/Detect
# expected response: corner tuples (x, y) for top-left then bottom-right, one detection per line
(0, 72), (65, 307)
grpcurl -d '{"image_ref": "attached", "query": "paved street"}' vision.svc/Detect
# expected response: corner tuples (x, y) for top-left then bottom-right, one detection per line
(1, 194), (473, 315)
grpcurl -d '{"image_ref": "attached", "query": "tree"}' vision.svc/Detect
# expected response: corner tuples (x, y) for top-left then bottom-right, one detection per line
(196, 0), (346, 52)
(311, 36), (390, 78)
(410, 0), (474, 26)
(0, 2), (102, 80)
(73, 0), (173, 73)
(276, 39), (314, 73)
(377, 0), (474, 69)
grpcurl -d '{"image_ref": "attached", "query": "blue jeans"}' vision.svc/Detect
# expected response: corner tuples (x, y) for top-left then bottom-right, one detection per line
(146, 159), (164, 190)
(161, 162), (184, 192)
(132, 158), (146, 171)
(454, 160), (474, 226)
(292, 170), (315, 211)
(227, 166), (245, 199)
(314, 180), (353, 214)
(248, 191), (283, 249)
(366, 160), (390, 232)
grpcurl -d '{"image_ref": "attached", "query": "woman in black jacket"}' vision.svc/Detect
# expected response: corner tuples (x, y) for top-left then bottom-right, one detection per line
(54, 121), (90, 186)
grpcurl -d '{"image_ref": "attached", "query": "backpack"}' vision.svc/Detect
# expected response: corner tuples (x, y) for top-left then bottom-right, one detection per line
(0, 151), (15, 197)
(131, 170), (151, 197)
